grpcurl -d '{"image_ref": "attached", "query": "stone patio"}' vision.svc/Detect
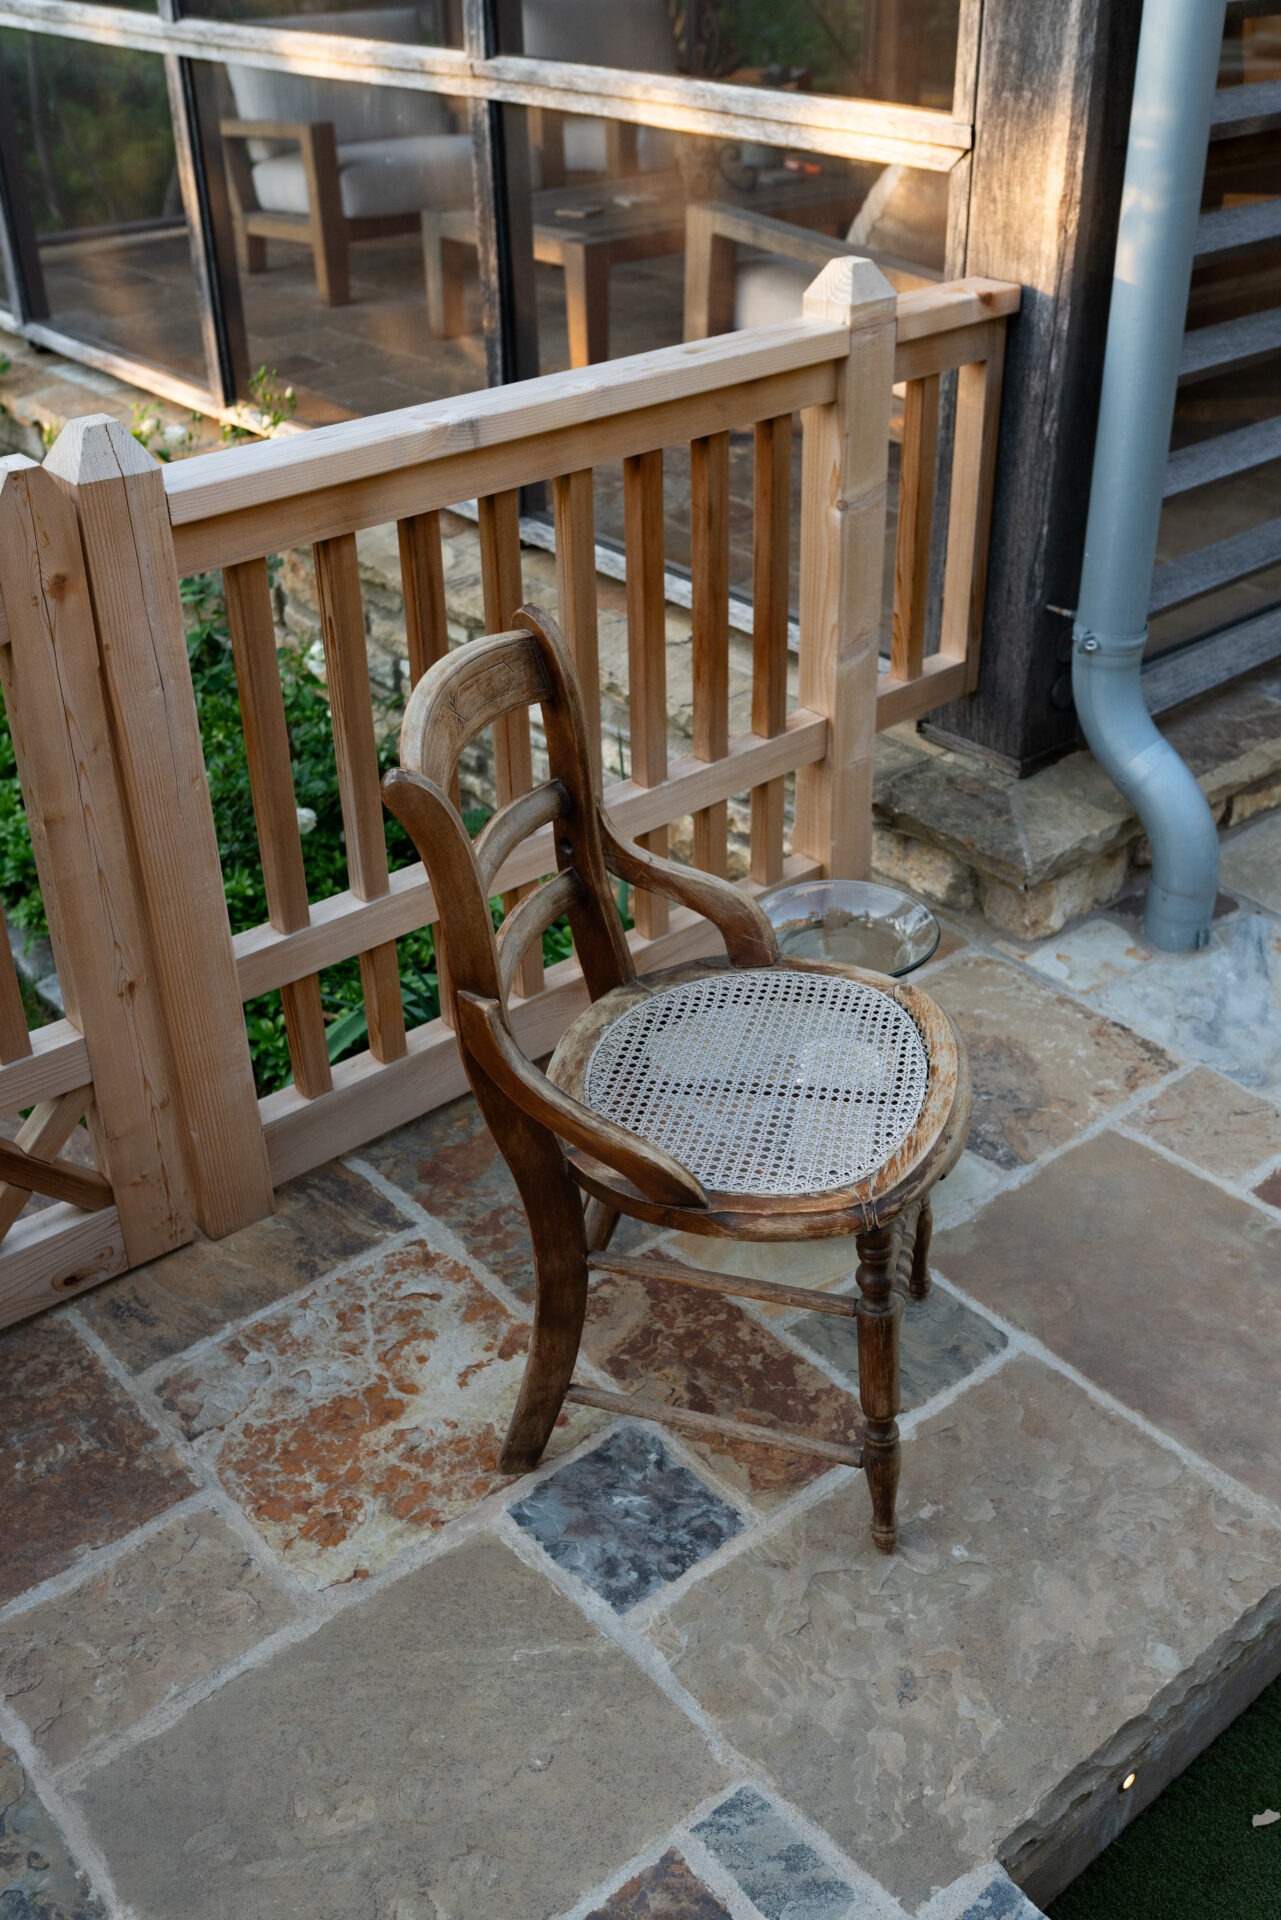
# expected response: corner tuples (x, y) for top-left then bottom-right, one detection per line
(5, 808), (1281, 1920)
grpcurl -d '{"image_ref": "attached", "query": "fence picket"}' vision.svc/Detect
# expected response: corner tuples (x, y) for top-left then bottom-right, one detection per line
(553, 469), (602, 789)
(478, 489), (543, 997)
(224, 558), (333, 1099)
(750, 415), (792, 887)
(313, 532), (408, 1065)
(691, 431), (731, 876)
(892, 371), (940, 686)
(623, 450), (669, 937)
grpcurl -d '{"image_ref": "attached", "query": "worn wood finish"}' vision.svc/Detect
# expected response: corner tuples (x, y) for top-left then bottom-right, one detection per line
(387, 606), (970, 1546)
(909, 1195), (933, 1301)
(563, 1384), (862, 1467)
(43, 418), (272, 1237)
(623, 450), (670, 938)
(855, 1222), (901, 1552)
(590, 1249), (859, 1320)
(0, 1201), (128, 1332)
(0, 458), (196, 1266)
(794, 258), (897, 880)
(690, 431), (731, 876)
(749, 414), (791, 887)
(224, 557), (332, 1099)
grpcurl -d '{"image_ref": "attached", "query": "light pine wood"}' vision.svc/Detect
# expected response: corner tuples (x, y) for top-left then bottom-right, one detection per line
(795, 259), (898, 879)
(43, 418), (272, 1238)
(875, 655), (968, 729)
(0, 1132), (112, 1212)
(940, 320), (1007, 691)
(749, 414), (791, 886)
(0, 902), (32, 1064)
(478, 491), (543, 999)
(623, 450), (669, 938)
(0, 1085), (93, 1240)
(552, 470), (601, 788)
(0, 458), (196, 1265)
(891, 372), (940, 685)
(690, 431), (731, 877)
(312, 530), (407, 1064)
(224, 557), (332, 1099)
(0, 1024), (91, 1118)
(397, 510), (449, 688)
(0, 1200), (128, 1332)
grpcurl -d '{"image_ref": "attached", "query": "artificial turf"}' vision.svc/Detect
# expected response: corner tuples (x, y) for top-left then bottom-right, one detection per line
(1048, 1672), (1281, 1919)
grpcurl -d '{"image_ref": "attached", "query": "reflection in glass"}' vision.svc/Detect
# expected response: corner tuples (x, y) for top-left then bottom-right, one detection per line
(521, 0), (960, 109)
(0, 32), (207, 383)
(188, 0), (462, 41)
(208, 55), (485, 420)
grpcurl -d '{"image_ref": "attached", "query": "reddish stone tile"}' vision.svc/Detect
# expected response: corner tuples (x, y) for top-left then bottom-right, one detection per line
(360, 1093), (647, 1297)
(155, 1238), (591, 1587)
(936, 1131), (1281, 1498)
(1133, 1068), (1281, 1182)
(1254, 1167), (1281, 1209)
(80, 1163), (408, 1373)
(927, 955), (1175, 1168)
(587, 1849), (733, 1919)
(583, 1268), (861, 1508)
(0, 1317), (196, 1607)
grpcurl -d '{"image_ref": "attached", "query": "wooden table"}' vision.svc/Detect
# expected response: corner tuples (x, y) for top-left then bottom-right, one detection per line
(422, 171), (853, 368)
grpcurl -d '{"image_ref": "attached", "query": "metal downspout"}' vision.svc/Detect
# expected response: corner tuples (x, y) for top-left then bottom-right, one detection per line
(1071, 0), (1226, 951)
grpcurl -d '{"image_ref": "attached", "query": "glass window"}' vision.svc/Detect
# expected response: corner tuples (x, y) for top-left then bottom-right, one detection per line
(206, 62), (486, 418)
(519, 0), (961, 109)
(0, 32), (207, 384)
(186, 0), (462, 46)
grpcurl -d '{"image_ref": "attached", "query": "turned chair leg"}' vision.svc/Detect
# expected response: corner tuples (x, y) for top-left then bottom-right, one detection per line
(909, 1195), (933, 1301)
(584, 1197), (620, 1254)
(855, 1221), (902, 1553)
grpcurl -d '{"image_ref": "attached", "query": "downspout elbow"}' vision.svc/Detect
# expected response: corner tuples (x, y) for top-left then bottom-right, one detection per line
(1072, 628), (1217, 951)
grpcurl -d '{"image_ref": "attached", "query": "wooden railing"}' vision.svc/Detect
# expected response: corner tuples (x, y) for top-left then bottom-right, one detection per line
(0, 259), (1018, 1329)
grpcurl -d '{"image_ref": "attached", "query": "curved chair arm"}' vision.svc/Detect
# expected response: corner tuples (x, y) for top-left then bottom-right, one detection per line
(455, 992), (708, 1210)
(599, 813), (777, 970)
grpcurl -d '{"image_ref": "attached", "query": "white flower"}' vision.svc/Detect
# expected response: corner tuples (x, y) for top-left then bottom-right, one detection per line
(296, 806), (318, 836)
(162, 422), (188, 445)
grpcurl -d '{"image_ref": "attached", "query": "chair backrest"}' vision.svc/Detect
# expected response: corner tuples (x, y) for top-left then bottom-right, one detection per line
(227, 7), (451, 152)
(383, 607), (636, 1022)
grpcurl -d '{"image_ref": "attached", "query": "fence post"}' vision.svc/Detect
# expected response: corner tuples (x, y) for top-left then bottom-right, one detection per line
(794, 257), (897, 879)
(0, 457), (195, 1263)
(44, 417), (274, 1238)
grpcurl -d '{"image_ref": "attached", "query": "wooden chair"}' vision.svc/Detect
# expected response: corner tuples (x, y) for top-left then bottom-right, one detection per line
(382, 608), (971, 1551)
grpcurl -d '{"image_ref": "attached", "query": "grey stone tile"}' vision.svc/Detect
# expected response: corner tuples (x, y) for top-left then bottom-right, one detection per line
(1129, 1065), (1281, 1181)
(791, 1286), (1007, 1413)
(958, 1875), (1045, 1919)
(1222, 812), (1281, 913)
(0, 1739), (105, 1919)
(647, 1357), (1281, 1910)
(935, 1130), (1281, 1498)
(1095, 912), (1281, 1097)
(0, 1510), (297, 1770)
(926, 956), (1174, 1169)
(73, 1537), (729, 1920)
(692, 1786), (856, 1919)
(510, 1427), (744, 1612)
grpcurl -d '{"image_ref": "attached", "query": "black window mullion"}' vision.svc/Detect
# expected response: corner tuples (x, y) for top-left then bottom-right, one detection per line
(0, 42), (49, 325)
(464, 0), (538, 389)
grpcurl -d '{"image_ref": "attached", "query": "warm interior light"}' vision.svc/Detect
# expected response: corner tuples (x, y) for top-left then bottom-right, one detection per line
(1121, 1772), (1137, 1792)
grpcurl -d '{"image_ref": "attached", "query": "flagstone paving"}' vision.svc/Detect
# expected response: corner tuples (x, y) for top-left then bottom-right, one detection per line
(3, 823), (1281, 1920)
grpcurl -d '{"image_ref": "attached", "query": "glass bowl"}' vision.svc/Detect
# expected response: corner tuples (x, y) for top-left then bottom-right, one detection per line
(757, 879), (941, 977)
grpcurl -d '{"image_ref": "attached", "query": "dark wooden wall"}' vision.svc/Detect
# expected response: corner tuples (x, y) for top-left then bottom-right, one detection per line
(928, 0), (1145, 774)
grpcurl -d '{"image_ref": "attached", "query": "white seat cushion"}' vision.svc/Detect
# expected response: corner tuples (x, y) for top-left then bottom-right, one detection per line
(558, 119), (674, 177)
(733, 256), (815, 331)
(251, 132), (473, 221)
